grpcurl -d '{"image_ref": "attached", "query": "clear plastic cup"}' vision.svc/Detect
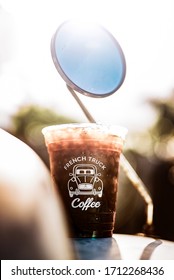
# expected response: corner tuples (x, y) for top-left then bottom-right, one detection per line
(42, 123), (127, 237)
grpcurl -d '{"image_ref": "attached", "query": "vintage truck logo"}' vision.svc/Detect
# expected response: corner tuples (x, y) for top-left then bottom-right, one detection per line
(68, 164), (103, 198)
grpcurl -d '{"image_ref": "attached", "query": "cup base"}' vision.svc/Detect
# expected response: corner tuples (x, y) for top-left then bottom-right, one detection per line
(71, 230), (113, 238)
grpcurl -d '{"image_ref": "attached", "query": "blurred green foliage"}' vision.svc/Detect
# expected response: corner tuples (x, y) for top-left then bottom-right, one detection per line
(150, 93), (174, 137)
(9, 104), (77, 166)
(148, 92), (174, 159)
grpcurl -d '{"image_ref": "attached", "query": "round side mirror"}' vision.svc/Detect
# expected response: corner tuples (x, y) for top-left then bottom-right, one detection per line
(51, 20), (126, 97)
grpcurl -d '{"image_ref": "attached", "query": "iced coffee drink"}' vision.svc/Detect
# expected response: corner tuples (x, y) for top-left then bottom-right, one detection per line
(42, 123), (127, 237)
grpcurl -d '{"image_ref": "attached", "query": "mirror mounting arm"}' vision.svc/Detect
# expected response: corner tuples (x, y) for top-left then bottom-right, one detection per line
(67, 84), (95, 123)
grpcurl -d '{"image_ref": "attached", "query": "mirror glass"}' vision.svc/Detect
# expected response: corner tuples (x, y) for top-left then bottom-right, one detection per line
(51, 20), (126, 97)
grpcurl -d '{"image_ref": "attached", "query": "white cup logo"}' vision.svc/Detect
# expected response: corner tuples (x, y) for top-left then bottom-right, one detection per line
(66, 163), (104, 210)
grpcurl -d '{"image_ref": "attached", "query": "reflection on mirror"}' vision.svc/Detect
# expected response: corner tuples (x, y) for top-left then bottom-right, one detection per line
(51, 20), (126, 97)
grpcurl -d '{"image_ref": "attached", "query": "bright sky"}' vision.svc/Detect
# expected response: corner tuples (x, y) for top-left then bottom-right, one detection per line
(0, 0), (174, 131)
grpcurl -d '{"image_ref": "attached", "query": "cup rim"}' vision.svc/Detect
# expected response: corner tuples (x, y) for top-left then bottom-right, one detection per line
(42, 122), (128, 140)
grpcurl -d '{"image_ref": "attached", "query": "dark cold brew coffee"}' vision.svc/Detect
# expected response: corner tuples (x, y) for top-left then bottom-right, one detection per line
(42, 123), (126, 237)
